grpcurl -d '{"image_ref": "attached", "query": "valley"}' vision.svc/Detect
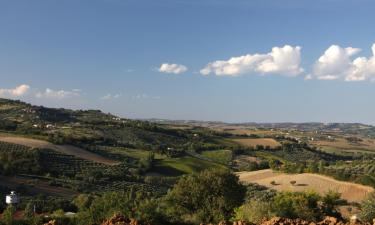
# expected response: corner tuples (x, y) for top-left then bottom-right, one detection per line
(1, 98), (375, 224)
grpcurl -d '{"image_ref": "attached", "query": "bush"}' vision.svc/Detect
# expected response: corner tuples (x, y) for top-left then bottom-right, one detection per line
(359, 192), (375, 222)
(273, 191), (321, 221)
(2, 205), (15, 225)
(164, 169), (246, 224)
(234, 200), (273, 223)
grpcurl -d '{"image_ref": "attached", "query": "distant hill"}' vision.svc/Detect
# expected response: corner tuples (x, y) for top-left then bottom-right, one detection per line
(0, 98), (221, 155)
(150, 118), (375, 137)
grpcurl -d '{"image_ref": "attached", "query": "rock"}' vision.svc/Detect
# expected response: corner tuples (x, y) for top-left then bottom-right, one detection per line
(101, 214), (142, 225)
(43, 220), (57, 225)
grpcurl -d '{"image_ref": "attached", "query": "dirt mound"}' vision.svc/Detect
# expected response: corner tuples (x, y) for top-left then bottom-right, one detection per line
(200, 217), (375, 225)
(99, 215), (375, 225)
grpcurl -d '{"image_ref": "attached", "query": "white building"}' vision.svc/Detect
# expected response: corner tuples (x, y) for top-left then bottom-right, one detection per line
(5, 191), (19, 205)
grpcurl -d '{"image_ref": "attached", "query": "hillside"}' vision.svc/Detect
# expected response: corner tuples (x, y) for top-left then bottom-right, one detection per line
(0, 98), (232, 203)
(0, 98), (221, 154)
(1, 99), (375, 224)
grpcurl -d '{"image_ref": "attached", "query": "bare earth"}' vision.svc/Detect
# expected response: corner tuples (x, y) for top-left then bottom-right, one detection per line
(0, 135), (120, 165)
(237, 169), (374, 203)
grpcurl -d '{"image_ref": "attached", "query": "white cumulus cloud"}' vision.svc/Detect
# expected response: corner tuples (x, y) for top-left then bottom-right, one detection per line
(309, 43), (375, 82)
(158, 63), (188, 74)
(100, 93), (121, 100)
(0, 84), (30, 97)
(35, 88), (81, 99)
(200, 45), (304, 77)
(133, 93), (160, 100)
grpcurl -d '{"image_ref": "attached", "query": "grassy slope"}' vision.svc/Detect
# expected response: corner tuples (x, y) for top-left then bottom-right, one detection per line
(153, 156), (227, 176)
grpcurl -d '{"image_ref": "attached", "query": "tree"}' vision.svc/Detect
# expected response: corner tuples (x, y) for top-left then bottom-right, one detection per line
(321, 191), (344, 217)
(359, 192), (375, 222)
(164, 169), (246, 224)
(273, 191), (321, 221)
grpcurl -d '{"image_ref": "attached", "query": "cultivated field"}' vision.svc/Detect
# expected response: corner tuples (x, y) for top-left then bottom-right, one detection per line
(0, 135), (120, 165)
(237, 169), (373, 203)
(311, 138), (375, 154)
(233, 138), (281, 148)
(0, 176), (78, 198)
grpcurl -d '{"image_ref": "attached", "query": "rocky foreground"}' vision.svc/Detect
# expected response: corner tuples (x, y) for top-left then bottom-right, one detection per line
(43, 215), (375, 225)
(97, 214), (375, 225)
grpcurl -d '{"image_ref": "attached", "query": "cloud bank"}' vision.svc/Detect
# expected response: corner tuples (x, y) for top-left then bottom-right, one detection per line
(200, 45), (304, 77)
(0, 84), (30, 97)
(35, 88), (81, 99)
(308, 44), (375, 82)
(158, 63), (188, 74)
(100, 93), (121, 100)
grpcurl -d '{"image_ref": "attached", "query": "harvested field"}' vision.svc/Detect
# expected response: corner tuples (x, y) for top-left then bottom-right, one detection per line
(237, 169), (373, 203)
(0, 135), (120, 165)
(233, 138), (281, 148)
(311, 138), (375, 154)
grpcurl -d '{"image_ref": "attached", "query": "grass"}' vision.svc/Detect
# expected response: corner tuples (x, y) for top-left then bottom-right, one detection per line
(108, 147), (166, 160)
(232, 138), (281, 148)
(201, 150), (232, 164)
(153, 156), (227, 176)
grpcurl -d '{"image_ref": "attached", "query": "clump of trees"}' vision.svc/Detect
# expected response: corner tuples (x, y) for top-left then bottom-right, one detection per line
(1, 169), (369, 225)
(359, 192), (375, 222)
(163, 169), (246, 224)
(235, 190), (345, 224)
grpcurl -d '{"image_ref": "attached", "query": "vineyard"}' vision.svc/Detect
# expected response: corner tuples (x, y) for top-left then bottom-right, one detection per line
(0, 141), (31, 152)
(38, 149), (112, 176)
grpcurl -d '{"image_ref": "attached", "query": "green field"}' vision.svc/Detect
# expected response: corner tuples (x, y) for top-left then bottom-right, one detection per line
(201, 149), (233, 165)
(153, 156), (227, 176)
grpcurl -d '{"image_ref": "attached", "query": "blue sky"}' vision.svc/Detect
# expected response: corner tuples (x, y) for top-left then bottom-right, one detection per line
(1, 0), (375, 124)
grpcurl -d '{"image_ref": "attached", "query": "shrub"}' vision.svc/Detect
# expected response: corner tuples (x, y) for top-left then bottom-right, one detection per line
(273, 191), (321, 221)
(164, 169), (246, 224)
(234, 200), (273, 224)
(359, 192), (375, 222)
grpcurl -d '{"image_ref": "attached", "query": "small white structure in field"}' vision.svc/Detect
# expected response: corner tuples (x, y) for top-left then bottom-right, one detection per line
(5, 191), (19, 205)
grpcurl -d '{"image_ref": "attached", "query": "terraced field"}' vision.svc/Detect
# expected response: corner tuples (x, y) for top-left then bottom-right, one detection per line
(237, 169), (374, 203)
(0, 135), (119, 165)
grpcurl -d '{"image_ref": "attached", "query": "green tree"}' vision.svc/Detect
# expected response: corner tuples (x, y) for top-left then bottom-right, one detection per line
(164, 169), (246, 224)
(359, 192), (375, 222)
(321, 191), (344, 217)
(273, 191), (321, 221)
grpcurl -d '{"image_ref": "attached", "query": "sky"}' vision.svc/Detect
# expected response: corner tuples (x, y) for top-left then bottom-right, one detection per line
(1, 0), (375, 124)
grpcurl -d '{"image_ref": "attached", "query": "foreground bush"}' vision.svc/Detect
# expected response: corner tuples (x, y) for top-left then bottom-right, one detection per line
(234, 200), (274, 224)
(164, 169), (246, 224)
(235, 190), (344, 223)
(359, 192), (375, 223)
